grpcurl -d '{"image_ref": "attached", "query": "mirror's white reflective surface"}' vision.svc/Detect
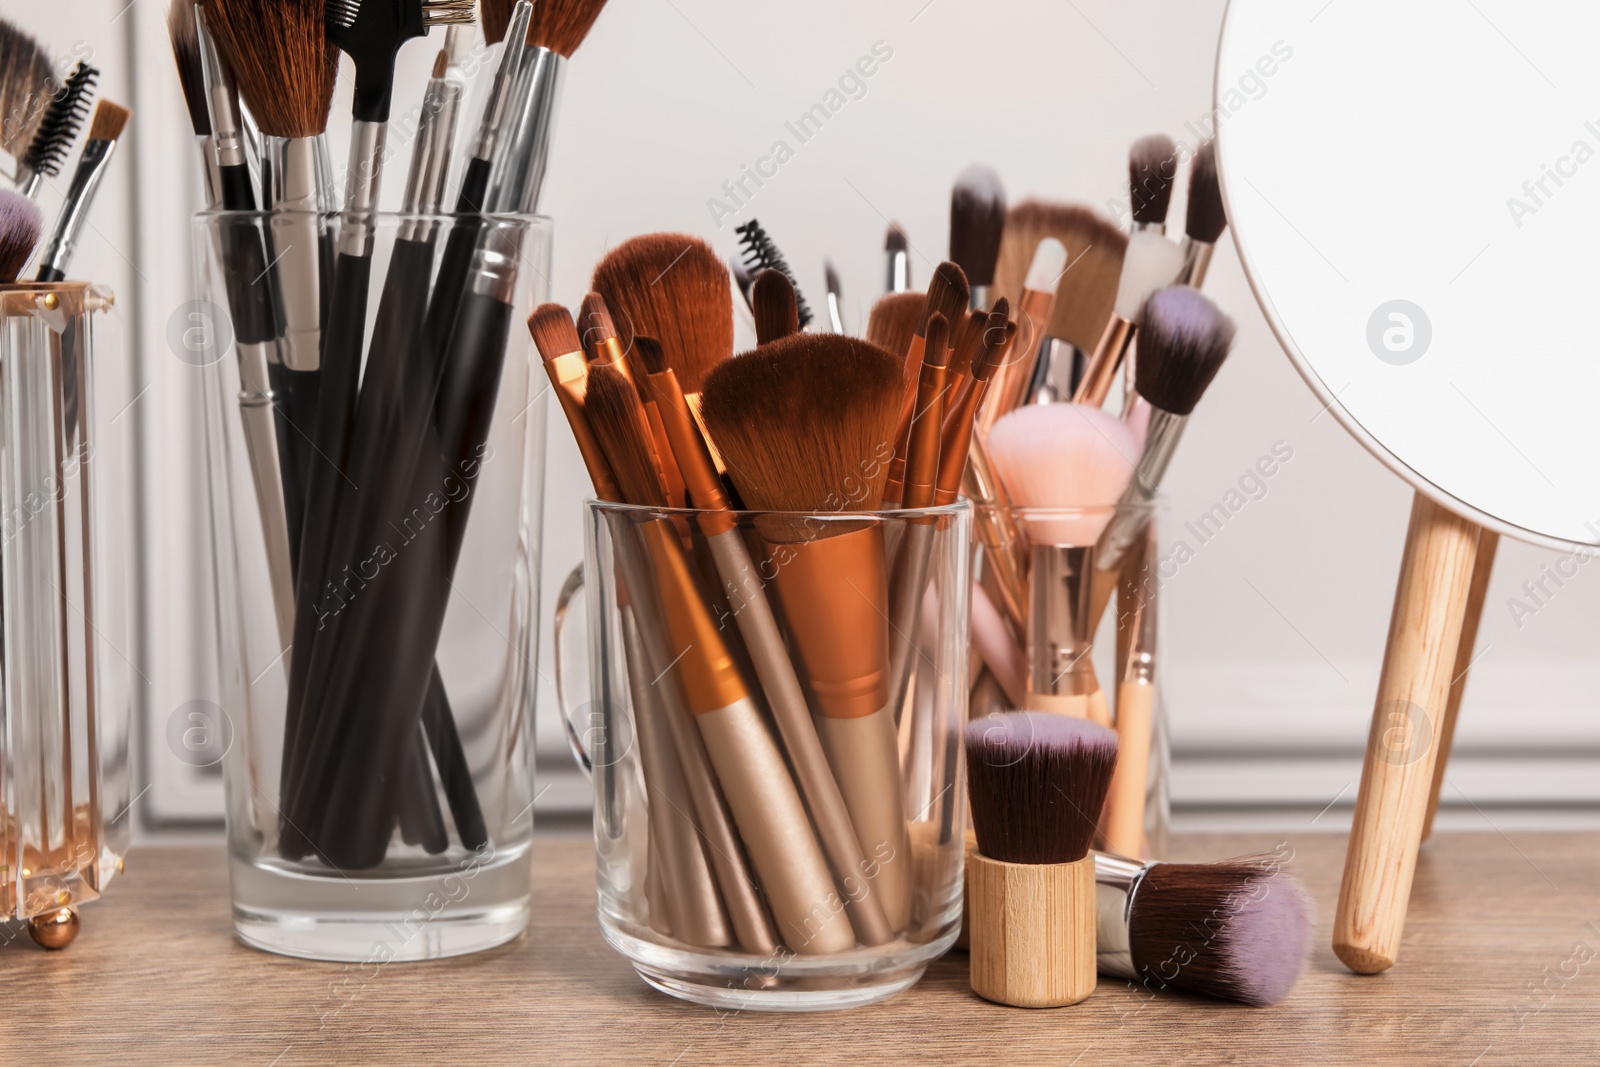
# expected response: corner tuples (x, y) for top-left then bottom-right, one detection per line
(1218, 0), (1600, 549)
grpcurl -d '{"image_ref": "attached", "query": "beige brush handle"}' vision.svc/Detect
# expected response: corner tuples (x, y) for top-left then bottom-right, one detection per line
(1422, 529), (1498, 842)
(1335, 493), (1479, 975)
(697, 700), (857, 955)
(1084, 688), (1113, 729)
(815, 709), (912, 932)
(706, 530), (894, 944)
(1103, 681), (1153, 857)
(967, 851), (1096, 1007)
(620, 608), (729, 948)
(1024, 691), (1089, 718)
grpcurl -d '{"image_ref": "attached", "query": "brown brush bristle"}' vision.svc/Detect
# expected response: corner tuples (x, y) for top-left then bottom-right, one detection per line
(584, 363), (667, 507)
(1185, 139), (1227, 244)
(700, 334), (903, 520)
(166, 0), (209, 136)
(528, 302), (582, 361)
(432, 48), (448, 78)
(973, 315), (1015, 382)
(750, 268), (799, 346)
(0, 18), (57, 159)
(991, 201), (1128, 346)
(1129, 133), (1179, 227)
(592, 233), (732, 394)
(479, 0), (515, 43)
(87, 100), (130, 143)
(865, 292), (924, 359)
(205, 0), (336, 138)
(517, 0), (610, 55)
(1127, 855), (1314, 1006)
(576, 291), (616, 362)
(948, 308), (988, 380)
(885, 222), (907, 253)
(949, 163), (1006, 288)
(919, 262), (968, 340)
(1134, 286), (1235, 415)
(633, 335), (668, 376)
(964, 711), (1117, 865)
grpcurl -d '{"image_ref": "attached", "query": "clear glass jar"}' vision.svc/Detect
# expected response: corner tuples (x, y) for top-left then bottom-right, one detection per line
(556, 500), (972, 1010)
(193, 211), (549, 961)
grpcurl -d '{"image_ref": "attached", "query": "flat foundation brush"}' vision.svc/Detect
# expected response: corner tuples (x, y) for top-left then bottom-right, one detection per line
(589, 362), (853, 954)
(1095, 851), (1313, 1006)
(966, 712), (1118, 1008)
(702, 333), (914, 939)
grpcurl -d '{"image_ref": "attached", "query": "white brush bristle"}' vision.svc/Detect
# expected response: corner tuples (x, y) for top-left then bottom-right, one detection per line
(1024, 237), (1068, 293)
(1113, 231), (1185, 320)
(986, 403), (1138, 545)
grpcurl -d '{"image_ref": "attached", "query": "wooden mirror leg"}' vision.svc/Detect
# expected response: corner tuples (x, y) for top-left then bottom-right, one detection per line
(1334, 494), (1480, 975)
(1421, 530), (1498, 842)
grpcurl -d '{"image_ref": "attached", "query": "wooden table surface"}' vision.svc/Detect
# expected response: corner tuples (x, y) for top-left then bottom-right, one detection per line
(3, 831), (1596, 1065)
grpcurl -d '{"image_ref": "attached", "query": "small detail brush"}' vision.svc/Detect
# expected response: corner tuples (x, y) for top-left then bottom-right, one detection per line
(884, 221), (909, 292)
(950, 164), (1005, 311)
(734, 218), (813, 329)
(884, 261), (966, 504)
(1128, 133), (1179, 234)
(0, 189), (43, 282)
(1095, 851), (1314, 1006)
(966, 711), (1118, 1008)
(34, 100), (130, 282)
(1177, 139), (1226, 288)
(823, 256), (844, 333)
(529, 303), (620, 500)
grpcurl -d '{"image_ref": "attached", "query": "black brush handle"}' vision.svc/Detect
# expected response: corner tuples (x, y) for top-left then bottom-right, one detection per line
(35, 265), (64, 283)
(279, 250), (372, 862)
(395, 723), (449, 854)
(422, 671), (488, 849)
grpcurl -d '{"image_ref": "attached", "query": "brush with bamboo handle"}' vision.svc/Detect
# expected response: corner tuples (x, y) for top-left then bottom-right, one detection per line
(1335, 494), (1479, 975)
(588, 362), (854, 955)
(703, 333), (916, 940)
(638, 336), (896, 942)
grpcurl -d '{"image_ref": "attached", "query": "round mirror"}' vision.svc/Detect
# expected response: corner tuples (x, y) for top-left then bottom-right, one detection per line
(1217, 0), (1600, 551)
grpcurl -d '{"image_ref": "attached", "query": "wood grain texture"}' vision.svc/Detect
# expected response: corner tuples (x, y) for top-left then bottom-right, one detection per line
(1336, 493), (1480, 974)
(1423, 529), (1499, 842)
(967, 852), (1095, 1008)
(4, 832), (1599, 1065)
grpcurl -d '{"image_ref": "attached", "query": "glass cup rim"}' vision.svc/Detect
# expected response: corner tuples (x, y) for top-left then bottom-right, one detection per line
(584, 498), (972, 522)
(193, 208), (553, 227)
(975, 499), (1160, 518)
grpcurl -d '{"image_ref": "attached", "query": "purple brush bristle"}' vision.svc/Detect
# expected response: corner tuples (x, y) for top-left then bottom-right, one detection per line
(965, 711), (1118, 865)
(0, 190), (43, 283)
(1134, 285), (1235, 416)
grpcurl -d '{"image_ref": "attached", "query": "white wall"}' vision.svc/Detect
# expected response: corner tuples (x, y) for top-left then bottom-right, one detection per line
(22, 0), (1597, 831)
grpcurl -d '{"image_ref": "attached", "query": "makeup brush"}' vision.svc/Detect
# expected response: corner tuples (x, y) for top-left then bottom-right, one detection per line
(589, 361), (855, 955)
(734, 218), (812, 329)
(1177, 139), (1226, 288)
(979, 237), (1062, 431)
(1027, 208), (1131, 407)
(750, 267), (799, 346)
(1095, 851), (1314, 1006)
(990, 201), (1126, 322)
(1097, 286), (1236, 574)
(950, 163), (1005, 311)
(14, 62), (96, 202)
(166, 1), (221, 207)
(0, 189), (42, 282)
(936, 303), (1011, 506)
(966, 712), (1117, 1008)
(206, 0), (339, 374)
(865, 291), (924, 360)
(702, 332), (914, 943)
(1128, 133), (1179, 234)
(639, 337), (900, 939)
(592, 233), (733, 396)
(823, 257), (844, 332)
(883, 312), (950, 719)
(530, 303), (619, 498)
(987, 404), (1137, 718)
(1071, 230), (1185, 408)
(33, 100), (129, 282)
(884, 261), (966, 505)
(0, 20), (59, 192)
(482, 0), (610, 213)
(1104, 522), (1157, 857)
(884, 221), (909, 292)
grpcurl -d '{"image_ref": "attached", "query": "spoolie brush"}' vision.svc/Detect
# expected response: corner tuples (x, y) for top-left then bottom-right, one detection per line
(0, 189), (42, 282)
(1096, 851), (1314, 1006)
(0, 18), (59, 189)
(966, 712), (1118, 1008)
(1178, 139), (1226, 288)
(16, 61), (96, 201)
(1128, 133), (1179, 233)
(734, 218), (813, 329)
(950, 163), (1006, 310)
